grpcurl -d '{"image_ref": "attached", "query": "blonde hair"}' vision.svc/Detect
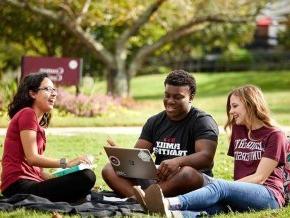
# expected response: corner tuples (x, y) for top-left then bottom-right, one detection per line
(224, 85), (275, 135)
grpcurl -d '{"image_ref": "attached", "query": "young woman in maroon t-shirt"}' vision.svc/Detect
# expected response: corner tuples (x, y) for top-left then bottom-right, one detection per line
(133, 84), (288, 217)
(1, 72), (96, 203)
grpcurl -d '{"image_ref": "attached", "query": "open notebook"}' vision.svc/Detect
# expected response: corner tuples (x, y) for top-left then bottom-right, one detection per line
(52, 163), (95, 177)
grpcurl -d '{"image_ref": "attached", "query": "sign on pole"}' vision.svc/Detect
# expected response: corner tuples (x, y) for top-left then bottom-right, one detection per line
(21, 56), (83, 86)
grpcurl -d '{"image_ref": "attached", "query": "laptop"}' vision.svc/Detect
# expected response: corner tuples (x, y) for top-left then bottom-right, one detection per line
(104, 146), (157, 179)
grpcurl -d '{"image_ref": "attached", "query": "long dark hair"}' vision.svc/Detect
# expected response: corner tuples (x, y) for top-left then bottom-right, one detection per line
(8, 72), (51, 127)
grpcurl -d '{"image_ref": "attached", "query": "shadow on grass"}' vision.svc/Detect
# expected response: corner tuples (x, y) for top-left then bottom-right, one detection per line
(135, 94), (163, 100)
(197, 72), (290, 97)
(271, 108), (290, 113)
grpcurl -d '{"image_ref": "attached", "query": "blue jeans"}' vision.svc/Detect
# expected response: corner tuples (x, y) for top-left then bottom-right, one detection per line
(175, 179), (280, 217)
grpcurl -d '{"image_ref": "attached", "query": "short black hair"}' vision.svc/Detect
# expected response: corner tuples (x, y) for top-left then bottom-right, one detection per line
(164, 69), (196, 97)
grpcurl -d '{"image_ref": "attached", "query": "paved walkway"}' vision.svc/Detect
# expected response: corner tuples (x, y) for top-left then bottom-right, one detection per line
(0, 126), (289, 136)
(0, 127), (143, 136)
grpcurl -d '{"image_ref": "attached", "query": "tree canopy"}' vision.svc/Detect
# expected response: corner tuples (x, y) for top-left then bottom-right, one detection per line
(1, 0), (269, 97)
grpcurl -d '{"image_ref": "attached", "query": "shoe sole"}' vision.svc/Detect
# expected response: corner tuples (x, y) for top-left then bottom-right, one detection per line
(144, 184), (167, 216)
(132, 186), (148, 212)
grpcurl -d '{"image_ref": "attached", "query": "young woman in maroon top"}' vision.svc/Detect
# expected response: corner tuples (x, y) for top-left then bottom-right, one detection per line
(1, 72), (96, 203)
(133, 84), (288, 217)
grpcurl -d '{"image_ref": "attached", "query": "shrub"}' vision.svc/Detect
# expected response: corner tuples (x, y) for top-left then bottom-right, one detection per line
(225, 49), (252, 63)
(0, 74), (17, 112)
(55, 88), (124, 117)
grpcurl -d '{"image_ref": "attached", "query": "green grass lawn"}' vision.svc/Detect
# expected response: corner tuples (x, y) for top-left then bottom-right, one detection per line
(130, 71), (290, 126)
(1, 71), (290, 127)
(0, 133), (290, 217)
(45, 70), (290, 127)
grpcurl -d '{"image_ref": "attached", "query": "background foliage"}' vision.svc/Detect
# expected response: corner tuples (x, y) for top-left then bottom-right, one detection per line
(0, 71), (290, 127)
(0, 0), (269, 96)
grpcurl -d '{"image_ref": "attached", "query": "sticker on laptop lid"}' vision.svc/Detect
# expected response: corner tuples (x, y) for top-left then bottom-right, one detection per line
(116, 171), (127, 176)
(138, 150), (151, 162)
(109, 156), (120, 166)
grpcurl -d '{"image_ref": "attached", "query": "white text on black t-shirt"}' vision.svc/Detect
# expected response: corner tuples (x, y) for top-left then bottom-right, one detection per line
(154, 141), (188, 156)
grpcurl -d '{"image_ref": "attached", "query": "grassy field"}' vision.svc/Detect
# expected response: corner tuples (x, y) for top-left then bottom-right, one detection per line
(0, 133), (290, 217)
(0, 71), (290, 127)
(0, 71), (289, 216)
(128, 71), (290, 127)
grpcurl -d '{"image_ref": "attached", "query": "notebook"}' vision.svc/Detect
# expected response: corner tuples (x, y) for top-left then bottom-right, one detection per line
(52, 163), (94, 177)
(104, 146), (157, 179)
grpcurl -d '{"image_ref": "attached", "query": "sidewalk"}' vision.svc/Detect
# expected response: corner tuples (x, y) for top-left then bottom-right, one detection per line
(0, 127), (143, 136)
(1, 126), (289, 137)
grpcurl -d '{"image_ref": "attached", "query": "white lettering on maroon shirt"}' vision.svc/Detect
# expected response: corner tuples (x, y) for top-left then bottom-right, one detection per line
(233, 138), (264, 161)
(234, 138), (264, 151)
(234, 151), (262, 161)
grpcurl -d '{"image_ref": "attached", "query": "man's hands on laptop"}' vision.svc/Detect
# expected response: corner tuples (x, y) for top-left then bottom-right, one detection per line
(157, 158), (180, 181)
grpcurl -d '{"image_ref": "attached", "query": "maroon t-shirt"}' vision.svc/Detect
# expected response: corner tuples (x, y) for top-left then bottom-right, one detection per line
(1, 108), (46, 192)
(228, 125), (287, 206)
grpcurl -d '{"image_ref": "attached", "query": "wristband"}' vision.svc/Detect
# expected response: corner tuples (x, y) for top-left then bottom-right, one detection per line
(60, 158), (67, 169)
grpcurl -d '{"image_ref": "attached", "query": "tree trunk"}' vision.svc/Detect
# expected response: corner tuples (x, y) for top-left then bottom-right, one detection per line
(106, 68), (129, 97)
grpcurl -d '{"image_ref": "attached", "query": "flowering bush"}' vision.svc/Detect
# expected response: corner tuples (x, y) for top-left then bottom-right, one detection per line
(55, 88), (125, 117)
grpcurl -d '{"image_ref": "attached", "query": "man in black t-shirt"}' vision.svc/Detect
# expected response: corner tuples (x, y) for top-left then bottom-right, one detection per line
(102, 69), (219, 197)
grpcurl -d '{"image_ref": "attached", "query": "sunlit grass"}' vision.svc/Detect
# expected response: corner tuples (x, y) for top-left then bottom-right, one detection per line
(132, 71), (290, 99)
(0, 71), (290, 127)
(1, 133), (290, 217)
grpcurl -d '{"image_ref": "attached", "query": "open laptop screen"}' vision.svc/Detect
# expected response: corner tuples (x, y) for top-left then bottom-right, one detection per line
(104, 146), (157, 179)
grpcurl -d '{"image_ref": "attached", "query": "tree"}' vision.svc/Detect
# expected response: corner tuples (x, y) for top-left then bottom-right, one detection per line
(2, 0), (269, 97)
(278, 15), (290, 49)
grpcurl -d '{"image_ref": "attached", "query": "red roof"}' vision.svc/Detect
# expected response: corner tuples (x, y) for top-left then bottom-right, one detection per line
(257, 17), (272, 26)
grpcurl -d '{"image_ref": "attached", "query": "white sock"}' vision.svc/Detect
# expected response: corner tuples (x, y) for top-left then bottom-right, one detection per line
(168, 197), (182, 210)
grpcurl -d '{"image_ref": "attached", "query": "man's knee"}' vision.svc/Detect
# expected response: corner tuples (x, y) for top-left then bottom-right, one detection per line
(178, 166), (203, 186)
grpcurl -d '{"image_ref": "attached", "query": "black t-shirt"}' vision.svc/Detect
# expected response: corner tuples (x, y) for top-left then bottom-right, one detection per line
(139, 107), (219, 176)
